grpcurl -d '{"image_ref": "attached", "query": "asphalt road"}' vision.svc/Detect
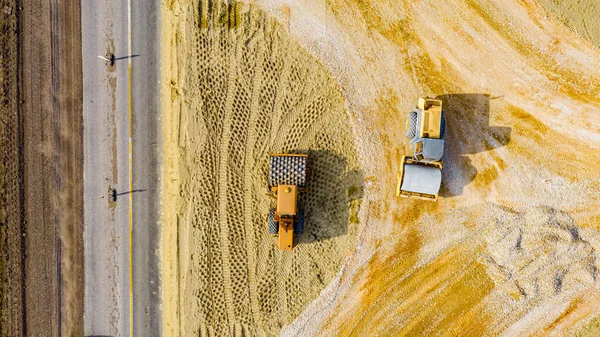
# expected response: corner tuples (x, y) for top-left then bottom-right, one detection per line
(82, 0), (161, 336)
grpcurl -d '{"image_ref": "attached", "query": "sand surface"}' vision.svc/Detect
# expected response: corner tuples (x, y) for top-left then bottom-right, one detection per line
(539, 0), (600, 47)
(162, 2), (362, 336)
(162, 0), (600, 336)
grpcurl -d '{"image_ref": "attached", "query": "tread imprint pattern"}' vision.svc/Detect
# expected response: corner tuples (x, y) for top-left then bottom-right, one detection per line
(181, 2), (364, 336)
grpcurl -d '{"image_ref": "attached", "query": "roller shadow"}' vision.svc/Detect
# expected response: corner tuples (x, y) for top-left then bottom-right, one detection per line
(114, 54), (140, 61)
(116, 189), (147, 196)
(287, 150), (364, 244)
(435, 94), (511, 197)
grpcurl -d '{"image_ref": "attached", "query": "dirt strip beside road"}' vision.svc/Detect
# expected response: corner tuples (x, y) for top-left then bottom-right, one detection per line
(55, 0), (84, 335)
(18, 0), (84, 335)
(21, 1), (58, 333)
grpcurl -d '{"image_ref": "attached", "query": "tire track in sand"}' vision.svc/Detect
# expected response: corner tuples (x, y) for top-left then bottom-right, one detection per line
(217, 29), (238, 327)
(243, 26), (265, 327)
(170, 2), (363, 335)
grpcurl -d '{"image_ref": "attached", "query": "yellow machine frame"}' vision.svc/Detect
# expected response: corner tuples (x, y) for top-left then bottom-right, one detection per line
(272, 184), (297, 250)
(396, 97), (445, 201)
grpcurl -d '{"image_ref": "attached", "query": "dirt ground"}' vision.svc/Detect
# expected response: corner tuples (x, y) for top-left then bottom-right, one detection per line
(162, 0), (600, 336)
(0, 0), (23, 335)
(0, 0), (84, 335)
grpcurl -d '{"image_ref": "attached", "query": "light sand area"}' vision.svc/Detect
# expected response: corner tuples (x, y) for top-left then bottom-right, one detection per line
(247, 0), (600, 336)
(539, 0), (600, 47)
(162, 2), (363, 336)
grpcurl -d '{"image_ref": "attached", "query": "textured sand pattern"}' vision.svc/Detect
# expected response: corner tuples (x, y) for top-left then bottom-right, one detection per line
(163, 2), (362, 336)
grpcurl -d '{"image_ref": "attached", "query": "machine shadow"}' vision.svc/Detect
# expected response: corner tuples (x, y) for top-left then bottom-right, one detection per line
(114, 54), (140, 61)
(435, 94), (512, 197)
(113, 189), (147, 201)
(291, 150), (364, 244)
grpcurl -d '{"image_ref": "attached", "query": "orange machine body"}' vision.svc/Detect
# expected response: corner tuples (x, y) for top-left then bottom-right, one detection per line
(268, 154), (308, 250)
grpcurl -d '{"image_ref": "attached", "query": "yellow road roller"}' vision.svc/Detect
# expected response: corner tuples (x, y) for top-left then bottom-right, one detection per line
(267, 154), (307, 250)
(396, 97), (445, 201)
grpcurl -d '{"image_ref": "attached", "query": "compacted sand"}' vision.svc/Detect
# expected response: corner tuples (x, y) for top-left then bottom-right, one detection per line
(163, 0), (600, 336)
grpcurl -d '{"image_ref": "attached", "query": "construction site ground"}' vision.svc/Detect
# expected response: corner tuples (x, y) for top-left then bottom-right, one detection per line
(1, 0), (598, 334)
(162, 0), (600, 336)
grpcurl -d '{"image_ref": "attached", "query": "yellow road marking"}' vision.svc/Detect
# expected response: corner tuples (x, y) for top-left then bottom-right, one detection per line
(128, 68), (133, 337)
(127, 0), (133, 335)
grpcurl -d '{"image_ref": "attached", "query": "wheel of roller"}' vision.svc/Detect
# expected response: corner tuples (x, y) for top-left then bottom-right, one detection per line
(294, 209), (305, 235)
(440, 111), (446, 138)
(405, 111), (418, 139)
(294, 159), (307, 188)
(268, 208), (278, 235)
(269, 155), (307, 187)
